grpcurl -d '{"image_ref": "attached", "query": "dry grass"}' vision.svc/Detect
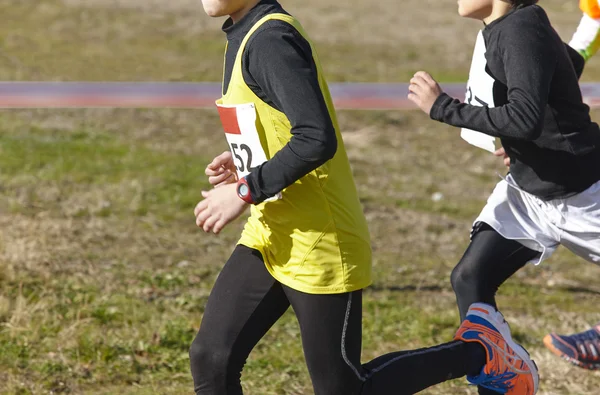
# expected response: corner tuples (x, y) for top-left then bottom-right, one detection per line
(3, 0), (598, 82)
(1, 0), (600, 394)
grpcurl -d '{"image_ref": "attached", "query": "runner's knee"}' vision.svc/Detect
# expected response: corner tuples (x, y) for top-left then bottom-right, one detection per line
(189, 335), (232, 386)
(451, 262), (476, 296)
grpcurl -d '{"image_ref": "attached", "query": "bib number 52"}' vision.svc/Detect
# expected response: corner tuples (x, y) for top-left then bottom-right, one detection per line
(230, 143), (256, 173)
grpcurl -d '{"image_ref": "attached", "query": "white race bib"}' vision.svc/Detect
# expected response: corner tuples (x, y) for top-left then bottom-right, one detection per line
(217, 102), (282, 201)
(461, 31), (497, 153)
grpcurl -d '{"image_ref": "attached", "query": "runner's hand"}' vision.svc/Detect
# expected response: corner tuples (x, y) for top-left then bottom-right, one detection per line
(408, 71), (443, 115)
(206, 151), (238, 187)
(194, 183), (248, 234)
(494, 147), (510, 168)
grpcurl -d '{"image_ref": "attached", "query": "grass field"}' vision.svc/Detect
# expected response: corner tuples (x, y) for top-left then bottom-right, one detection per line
(1, 0), (600, 394)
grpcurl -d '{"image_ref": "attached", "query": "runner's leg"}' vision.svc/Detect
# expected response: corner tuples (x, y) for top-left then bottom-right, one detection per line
(190, 245), (290, 395)
(285, 287), (488, 395)
(451, 223), (540, 321)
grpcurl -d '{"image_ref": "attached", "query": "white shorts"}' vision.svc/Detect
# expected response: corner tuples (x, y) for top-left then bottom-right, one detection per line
(475, 174), (600, 265)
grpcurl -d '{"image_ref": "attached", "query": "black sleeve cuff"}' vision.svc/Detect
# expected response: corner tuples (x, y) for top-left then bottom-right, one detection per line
(244, 170), (266, 205)
(430, 93), (453, 122)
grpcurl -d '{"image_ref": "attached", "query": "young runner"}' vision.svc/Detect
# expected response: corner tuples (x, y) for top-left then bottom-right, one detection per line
(541, 0), (600, 370)
(570, 0), (600, 61)
(408, 0), (600, 393)
(190, 0), (538, 394)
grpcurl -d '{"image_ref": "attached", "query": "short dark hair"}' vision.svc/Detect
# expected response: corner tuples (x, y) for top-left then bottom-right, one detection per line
(510, 0), (539, 6)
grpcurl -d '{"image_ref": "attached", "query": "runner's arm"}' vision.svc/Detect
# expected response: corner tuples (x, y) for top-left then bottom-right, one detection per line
(430, 23), (556, 141)
(241, 23), (337, 204)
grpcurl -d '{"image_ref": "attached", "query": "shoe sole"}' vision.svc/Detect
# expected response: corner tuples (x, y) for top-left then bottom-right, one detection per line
(543, 334), (600, 370)
(468, 304), (540, 394)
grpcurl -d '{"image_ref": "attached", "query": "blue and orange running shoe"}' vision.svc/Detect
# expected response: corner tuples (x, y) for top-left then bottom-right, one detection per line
(455, 303), (539, 395)
(543, 323), (600, 370)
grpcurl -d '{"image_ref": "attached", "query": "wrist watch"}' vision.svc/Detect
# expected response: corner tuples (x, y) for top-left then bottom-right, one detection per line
(236, 177), (254, 204)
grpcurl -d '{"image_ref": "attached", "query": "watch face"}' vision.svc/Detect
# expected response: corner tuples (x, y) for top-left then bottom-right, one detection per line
(238, 183), (249, 197)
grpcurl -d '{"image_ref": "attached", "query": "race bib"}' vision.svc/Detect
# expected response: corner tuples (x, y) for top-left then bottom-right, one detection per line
(461, 30), (497, 153)
(216, 102), (282, 201)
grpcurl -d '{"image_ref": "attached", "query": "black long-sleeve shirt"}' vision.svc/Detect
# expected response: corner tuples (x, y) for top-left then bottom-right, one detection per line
(221, 0), (337, 204)
(431, 4), (600, 200)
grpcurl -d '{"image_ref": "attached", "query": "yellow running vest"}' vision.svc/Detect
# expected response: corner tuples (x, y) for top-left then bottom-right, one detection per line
(215, 13), (371, 294)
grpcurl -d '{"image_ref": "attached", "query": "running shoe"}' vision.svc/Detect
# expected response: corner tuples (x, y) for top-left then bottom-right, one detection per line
(455, 303), (539, 394)
(543, 323), (600, 370)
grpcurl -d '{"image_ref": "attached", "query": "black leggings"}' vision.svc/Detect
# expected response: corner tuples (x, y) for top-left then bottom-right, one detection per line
(190, 245), (486, 395)
(451, 222), (541, 321)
